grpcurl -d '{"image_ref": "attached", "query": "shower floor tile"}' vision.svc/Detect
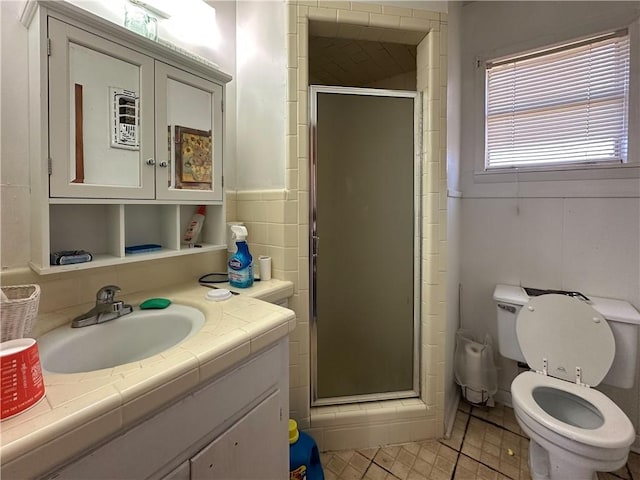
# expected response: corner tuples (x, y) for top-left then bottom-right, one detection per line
(320, 402), (638, 480)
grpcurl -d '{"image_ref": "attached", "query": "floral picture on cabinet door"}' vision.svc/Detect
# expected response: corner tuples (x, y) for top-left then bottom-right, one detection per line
(175, 126), (212, 190)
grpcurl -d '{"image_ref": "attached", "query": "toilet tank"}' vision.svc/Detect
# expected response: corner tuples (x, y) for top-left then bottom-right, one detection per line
(493, 284), (640, 388)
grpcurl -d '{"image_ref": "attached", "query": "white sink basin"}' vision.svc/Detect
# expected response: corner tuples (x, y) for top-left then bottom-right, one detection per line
(38, 304), (205, 374)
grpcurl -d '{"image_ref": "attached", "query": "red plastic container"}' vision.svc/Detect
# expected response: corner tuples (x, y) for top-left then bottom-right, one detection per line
(1, 338), (45, 420)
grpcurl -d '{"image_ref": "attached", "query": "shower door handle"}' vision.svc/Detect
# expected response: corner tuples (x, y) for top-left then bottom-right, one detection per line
(312, 235), (319, 257)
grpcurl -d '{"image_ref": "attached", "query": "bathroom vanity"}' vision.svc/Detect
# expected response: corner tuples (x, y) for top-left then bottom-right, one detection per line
(0, 281), (295, 479)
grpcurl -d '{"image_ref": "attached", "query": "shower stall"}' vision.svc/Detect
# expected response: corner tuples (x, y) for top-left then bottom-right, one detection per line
(310, 86), (421, 406)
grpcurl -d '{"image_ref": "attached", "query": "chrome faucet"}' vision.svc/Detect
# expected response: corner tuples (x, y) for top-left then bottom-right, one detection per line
(71, 285), (133, 328)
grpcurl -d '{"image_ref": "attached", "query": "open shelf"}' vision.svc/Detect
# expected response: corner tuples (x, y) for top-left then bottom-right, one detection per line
(31, 203), (227, 275)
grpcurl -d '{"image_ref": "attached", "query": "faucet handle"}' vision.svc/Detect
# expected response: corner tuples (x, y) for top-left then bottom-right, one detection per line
(96, 285), (121, 304)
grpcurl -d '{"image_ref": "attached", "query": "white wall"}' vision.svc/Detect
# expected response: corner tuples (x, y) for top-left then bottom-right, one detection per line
(208, 0), (238, 192)
(458, 1), (640, 447)
(1, 0), (32, 269)
(234, 1), (286, 190)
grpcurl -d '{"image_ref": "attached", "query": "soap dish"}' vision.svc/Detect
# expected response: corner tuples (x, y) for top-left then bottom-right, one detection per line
(206, 289), (232, 302)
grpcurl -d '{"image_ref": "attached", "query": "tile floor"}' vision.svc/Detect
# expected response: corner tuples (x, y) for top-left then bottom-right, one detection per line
(320, 401), (640, 480)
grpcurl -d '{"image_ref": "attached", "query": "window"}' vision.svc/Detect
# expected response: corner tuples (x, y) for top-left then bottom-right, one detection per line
(485, 30), (630, 170)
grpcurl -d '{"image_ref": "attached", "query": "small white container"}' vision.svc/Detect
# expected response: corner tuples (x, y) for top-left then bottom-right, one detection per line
(205, 289), (232, 302)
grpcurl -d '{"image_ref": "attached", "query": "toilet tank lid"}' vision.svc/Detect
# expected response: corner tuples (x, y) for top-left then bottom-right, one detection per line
(493, 284), (640, 325)
(590, 296), (640, 325)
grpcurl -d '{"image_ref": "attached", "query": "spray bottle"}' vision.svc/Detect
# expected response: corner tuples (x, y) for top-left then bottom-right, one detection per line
(227, 225), (254, 288)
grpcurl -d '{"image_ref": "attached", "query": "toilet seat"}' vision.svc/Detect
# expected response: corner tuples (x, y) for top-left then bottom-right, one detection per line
(516, 294), (615, 386)
(512, 371), (635, 450)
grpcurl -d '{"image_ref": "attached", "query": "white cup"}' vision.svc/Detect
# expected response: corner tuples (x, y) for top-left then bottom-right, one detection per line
(259, 256), (271, 281)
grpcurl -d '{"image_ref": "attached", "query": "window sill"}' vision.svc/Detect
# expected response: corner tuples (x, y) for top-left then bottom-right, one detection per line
(474, 162), (640, 184)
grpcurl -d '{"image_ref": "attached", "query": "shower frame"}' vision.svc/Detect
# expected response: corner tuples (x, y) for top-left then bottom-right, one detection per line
(309, 85), (423, 407)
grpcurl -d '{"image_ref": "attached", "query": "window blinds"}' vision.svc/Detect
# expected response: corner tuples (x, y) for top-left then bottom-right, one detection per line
(485, 31), (630, 169)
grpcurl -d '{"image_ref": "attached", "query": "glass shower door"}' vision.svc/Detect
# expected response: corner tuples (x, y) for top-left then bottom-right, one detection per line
(310, 86), (420, 405)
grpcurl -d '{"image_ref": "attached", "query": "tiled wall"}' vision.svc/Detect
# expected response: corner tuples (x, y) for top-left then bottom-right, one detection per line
(0, 190), (280, 333)
(227, 0), (449, 451)
(0, 251), (229, 337)
(228, 190), (300, 282)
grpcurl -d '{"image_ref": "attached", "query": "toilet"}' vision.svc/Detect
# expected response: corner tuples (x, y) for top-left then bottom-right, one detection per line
(493, 284), (640, 480)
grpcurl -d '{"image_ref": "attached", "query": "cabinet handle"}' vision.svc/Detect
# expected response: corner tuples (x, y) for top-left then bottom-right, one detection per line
(159, 161), (168, 168)
(146, 159), (156, 166)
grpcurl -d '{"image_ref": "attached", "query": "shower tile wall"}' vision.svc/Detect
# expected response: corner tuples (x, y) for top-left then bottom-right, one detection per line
(228, 0), (450, 450)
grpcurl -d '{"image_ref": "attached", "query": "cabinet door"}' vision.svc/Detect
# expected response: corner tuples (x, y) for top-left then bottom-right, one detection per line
(48, 18), (155, 199)
(190, 391), (287, 479)
(155, 62), (224, 202)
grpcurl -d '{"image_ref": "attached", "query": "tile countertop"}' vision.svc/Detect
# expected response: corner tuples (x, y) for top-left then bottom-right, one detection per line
(0, 279), (295, 479)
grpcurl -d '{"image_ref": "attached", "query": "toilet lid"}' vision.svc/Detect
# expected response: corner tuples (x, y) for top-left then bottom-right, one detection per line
(516, 294), (615, 386)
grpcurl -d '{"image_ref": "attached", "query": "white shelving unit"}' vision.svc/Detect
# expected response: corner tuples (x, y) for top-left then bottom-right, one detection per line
(23, 1), (232, 274)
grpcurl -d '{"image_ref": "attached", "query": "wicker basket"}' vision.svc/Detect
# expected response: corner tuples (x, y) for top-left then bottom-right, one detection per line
(1, 284), (41, 342)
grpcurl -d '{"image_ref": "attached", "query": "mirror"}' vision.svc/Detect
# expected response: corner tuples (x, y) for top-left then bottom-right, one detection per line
(68, 42), (142, 187)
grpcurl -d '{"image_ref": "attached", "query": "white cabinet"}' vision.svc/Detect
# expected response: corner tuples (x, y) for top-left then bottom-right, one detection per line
(23, 1), (231, 273)
(48, 18), (224, 203)
(47, 17), (156, 200)
(44, 338), (290, 480)
(190, 392), (284, 479)
(154, 62), (224, 202)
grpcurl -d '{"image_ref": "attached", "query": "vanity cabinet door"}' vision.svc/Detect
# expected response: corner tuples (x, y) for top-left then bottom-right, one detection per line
(190, 391), (287, 479)
(48, 18), (156, 199)
(154, 61), (224, 202)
